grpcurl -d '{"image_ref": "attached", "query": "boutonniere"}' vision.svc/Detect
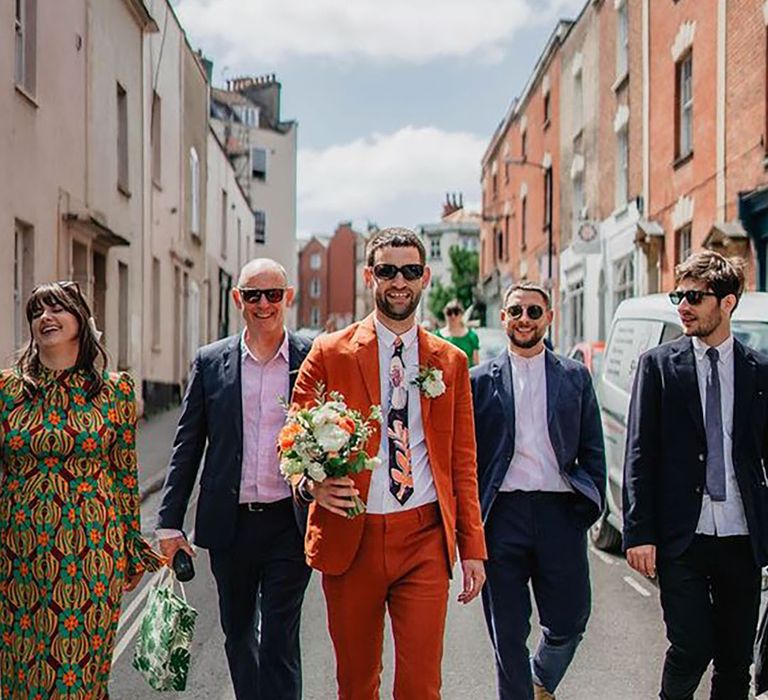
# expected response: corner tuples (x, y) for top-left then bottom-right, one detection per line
(412, 366), (446, 399)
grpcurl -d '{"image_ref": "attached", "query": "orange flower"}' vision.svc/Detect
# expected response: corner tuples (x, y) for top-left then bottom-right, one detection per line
(122, 475), (137, 489)
(89, 529), (102, 545)
(337, 416), (356, 434)
(19, 614), (31, 630)
(37, 532), (49, 547)
(278, 423), (303, 451)
(63, 670), (77, 687)
(64, 615), (78, 633)
(82, 437), (98, 453)
(73, 394), (86, 406)
(77, 482), (92, 494)
(8, 436), (23, 451)
(92, 634), (103, 650)
(66, 562), (77, 577)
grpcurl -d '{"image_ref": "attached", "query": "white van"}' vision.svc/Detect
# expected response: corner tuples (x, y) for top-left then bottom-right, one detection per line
(591, 292), (768, 551)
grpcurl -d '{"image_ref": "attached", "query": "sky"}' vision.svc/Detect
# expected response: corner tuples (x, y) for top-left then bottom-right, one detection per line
(172, 0), (586, 238)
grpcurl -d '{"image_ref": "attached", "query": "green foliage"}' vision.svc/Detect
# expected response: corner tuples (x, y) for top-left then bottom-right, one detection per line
(427, 246), (479, 322)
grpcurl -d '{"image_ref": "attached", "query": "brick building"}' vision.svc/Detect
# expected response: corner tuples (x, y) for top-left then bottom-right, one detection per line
(297, 222), (368, 331)
(480, 20), (571, 328)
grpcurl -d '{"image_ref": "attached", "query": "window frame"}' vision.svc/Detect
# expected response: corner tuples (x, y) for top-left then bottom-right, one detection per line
(676, 51), (694, 161)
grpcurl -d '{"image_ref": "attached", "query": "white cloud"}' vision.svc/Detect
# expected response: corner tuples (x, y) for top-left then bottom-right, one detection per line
(297, 126), (485, 235)
(174, 0), (587, 66)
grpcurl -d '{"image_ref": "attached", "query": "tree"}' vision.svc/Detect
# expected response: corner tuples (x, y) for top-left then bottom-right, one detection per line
(426, 245), (479, 322)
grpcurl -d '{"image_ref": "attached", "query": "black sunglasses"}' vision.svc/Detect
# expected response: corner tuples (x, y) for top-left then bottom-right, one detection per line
(668, 290), (721, 306)
(372, 264), (425, 281)
(506, 304), (544, 320)
(445, 308), (462, 317)
(238, 287), (286, 304)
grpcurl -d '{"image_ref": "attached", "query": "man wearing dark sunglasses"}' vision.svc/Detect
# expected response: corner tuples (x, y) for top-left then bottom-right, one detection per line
(624, 251), (768, 700)
(292, 227), (486, 699)
(157, 258), (313, 700)
(470, 282), (606, 700)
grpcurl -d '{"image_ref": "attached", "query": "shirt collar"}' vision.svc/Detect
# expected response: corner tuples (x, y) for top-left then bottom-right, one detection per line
(240, 329), (290, 364)
(691, 334), (734, 363)
(508, 347), (546, 367)
(374, 317), (418, 351)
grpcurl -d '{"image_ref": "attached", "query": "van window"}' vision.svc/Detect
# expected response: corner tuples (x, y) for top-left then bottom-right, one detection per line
(660, 322), (683, 345)
(732, 321), (768, 354)
(603, 319), (663, 393)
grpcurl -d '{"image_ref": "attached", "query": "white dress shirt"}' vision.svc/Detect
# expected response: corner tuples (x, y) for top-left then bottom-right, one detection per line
(499, 349), (572, 494)
(366, 319), (438, 514)
(692, 335), (749, 536)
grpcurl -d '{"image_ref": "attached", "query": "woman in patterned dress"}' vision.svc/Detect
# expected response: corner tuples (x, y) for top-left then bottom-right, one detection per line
(0, 281), (163, 699)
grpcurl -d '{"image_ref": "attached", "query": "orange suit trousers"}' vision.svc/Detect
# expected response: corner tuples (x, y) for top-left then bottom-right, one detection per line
(321, 502), (450, 700)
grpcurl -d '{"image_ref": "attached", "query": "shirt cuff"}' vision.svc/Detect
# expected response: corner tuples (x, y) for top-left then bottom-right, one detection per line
(156, 528), (184, 540)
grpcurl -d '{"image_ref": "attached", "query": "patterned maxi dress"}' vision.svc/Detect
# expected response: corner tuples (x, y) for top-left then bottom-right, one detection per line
(0, 367), (163, 699)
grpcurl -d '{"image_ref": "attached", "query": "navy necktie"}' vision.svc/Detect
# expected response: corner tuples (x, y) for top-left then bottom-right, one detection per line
(705, 347), (726, 502)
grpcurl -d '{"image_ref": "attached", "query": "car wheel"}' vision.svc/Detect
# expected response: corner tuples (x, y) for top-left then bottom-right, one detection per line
(590, 507), (622, 552)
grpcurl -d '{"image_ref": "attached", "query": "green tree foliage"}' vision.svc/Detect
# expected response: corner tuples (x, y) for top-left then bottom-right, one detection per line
(427, 246), (479, 322)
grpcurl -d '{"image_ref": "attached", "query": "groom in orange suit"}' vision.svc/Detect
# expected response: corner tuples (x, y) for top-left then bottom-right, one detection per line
(292, 227), (487, 700)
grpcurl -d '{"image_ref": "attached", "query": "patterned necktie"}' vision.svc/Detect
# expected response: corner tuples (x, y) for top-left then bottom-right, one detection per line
(387, 337), (414, 504)
(705, 347), (726, 502)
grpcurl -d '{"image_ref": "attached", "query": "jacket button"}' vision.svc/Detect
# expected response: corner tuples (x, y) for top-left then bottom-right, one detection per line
(695, 486), (702, 494)
(698, 453), (705, 462)
(230, 488), (237, 496)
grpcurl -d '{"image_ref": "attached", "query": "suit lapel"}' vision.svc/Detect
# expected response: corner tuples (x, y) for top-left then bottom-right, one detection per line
(545, 350), (562, 430)
(222, 335), (244, 449)
(492, 352), (515, 444)
(733, 339), (757, 449)
(287, 331), (302, 396)
(352, 315), (381, 407)
(670, 338), (705, 440)
(416, 326), (443, 428)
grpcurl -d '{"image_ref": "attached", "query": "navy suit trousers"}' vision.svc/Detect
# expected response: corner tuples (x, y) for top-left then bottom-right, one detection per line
(209, 499), (311, 700)
(482, 492), (591, 700)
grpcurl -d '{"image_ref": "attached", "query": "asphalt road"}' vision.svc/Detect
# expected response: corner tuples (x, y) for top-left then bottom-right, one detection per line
(107, 481), (750, 699)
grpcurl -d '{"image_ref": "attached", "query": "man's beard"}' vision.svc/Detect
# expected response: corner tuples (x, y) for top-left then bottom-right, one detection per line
(507, 326), (546, 349)
(375, 289), (421, 321)
(683, 309), (721, 338)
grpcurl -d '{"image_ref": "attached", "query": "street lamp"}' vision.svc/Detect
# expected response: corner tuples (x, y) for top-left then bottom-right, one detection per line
(504, 157), (554, 290)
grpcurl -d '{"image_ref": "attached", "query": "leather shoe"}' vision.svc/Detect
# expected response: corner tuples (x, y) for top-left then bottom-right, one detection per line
(533, 683), (556, 700)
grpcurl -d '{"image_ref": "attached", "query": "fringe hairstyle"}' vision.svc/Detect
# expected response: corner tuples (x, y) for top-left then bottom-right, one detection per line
(16, 281), (109, 399)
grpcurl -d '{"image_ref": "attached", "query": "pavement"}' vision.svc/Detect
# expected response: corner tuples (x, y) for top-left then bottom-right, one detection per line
(136, 405), (181, 502)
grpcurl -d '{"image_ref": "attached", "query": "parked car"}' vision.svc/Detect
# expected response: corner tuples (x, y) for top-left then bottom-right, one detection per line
(591, 292), (768, 551)
(474, 326), (509, 364)
(568, 340), (606, 378)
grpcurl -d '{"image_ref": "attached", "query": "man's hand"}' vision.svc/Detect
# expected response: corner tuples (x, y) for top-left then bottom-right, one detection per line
(309, 477), (358, 517)
(458, 559), (486, 604)
(124, 571), (144, 592)
(626, 544), (657, 578)
(158, 535), (195, 569)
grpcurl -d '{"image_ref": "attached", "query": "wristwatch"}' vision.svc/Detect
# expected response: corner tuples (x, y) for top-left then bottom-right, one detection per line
(297, 475), (315, 504)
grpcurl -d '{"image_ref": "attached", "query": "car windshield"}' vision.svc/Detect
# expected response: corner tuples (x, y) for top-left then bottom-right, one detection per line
(732, 321), (768, 354)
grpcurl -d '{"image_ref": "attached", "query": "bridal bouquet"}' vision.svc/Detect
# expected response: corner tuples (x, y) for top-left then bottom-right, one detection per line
(278, 384), (382, 517)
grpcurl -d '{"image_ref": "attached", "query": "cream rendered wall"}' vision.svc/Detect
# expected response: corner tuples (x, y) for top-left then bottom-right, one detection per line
(85, 0), (150, 379)
(141, 1), (184, 386)
(0, 0), (87, 364)
(248, 124), (298, 326)
(206, 130), (254, 341)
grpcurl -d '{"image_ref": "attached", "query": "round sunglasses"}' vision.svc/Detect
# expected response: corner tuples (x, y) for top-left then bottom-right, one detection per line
(506, 304), (545, 320)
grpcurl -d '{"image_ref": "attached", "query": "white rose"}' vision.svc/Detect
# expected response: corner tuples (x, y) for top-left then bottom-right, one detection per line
(314, 422), (351, 452)
(365, 456), (382, 471)
(306, 461), (327, 482)
(423, 375), (446, 397)
(312, 405), (342, 425)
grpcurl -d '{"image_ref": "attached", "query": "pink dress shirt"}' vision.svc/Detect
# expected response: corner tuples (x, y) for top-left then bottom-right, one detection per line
(239, 330), (292, 503)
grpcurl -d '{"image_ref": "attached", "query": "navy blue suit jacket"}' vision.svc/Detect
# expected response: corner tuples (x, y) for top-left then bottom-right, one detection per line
(470, 349), (606, 528)
(157, 331), (313, 550)
(623, 336), (768, 564)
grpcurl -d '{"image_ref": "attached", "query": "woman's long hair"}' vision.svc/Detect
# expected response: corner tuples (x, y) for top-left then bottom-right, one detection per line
(16, 281), (109, 399)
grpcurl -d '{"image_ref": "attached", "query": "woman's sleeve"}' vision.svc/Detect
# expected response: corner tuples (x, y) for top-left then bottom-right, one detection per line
(110, 372), (163, 576)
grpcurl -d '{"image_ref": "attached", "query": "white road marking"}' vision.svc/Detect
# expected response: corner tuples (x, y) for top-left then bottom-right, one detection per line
(588, 546), (616, 565)
(623, 575), (652, 598)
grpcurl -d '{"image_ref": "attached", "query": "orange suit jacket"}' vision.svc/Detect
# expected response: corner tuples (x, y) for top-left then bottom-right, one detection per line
(291, 315), (487, 575)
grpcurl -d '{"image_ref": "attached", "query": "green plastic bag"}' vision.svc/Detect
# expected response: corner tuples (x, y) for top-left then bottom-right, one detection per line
(132, 569), (198, 691)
